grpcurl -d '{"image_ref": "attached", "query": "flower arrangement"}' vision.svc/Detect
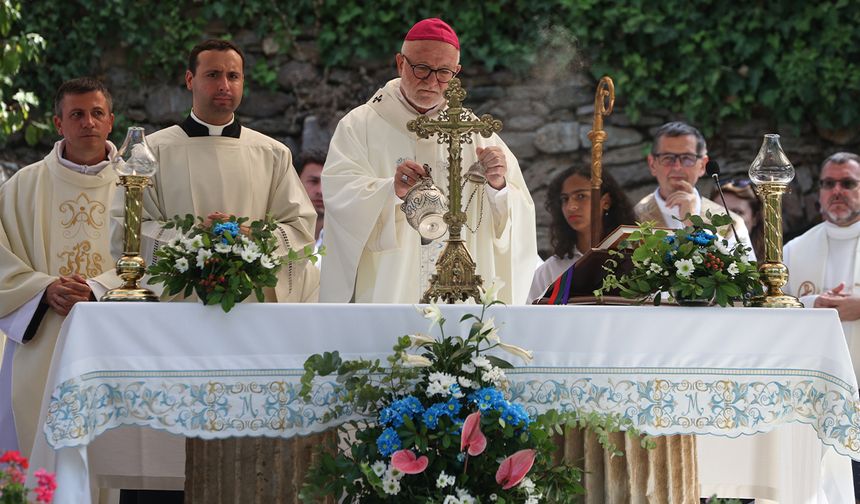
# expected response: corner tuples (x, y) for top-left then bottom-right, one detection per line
(598, 213), (763, 306)
(299, 281), (644, 503)
(147, 214), (318, 312)
(0, 451), (56, 503)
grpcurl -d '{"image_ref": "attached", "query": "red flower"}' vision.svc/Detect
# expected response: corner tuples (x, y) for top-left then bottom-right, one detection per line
(460, 411), (487, 456)
(390, 449), (429, 474)
(0, 450), (29, 469)
(495, 449), (537, 490)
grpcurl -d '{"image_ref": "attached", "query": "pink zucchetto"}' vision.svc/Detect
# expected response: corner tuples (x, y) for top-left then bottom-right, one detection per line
(404, 18), (459, 50)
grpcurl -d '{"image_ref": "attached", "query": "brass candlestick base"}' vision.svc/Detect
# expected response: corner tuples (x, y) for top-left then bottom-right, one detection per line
(102, 255), (158, 301)
(101, 174), (158, 302)
(421, 239), (484, 303)
(752, 260), (802, 308)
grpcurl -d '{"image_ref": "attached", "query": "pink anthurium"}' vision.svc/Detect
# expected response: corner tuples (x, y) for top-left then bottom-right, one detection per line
(391, 449), (429, 474)
(495, 449), (537, 490)
(460, 411), (487, 456)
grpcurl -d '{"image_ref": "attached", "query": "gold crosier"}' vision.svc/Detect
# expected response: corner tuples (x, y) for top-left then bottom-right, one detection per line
(101, 175), (159, 301)
(407, 78), (502, 303)
(587, 77), (615, 247)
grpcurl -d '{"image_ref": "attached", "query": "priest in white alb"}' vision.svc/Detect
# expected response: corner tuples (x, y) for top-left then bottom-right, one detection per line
(784, 152), (860, 380)
(114, 39), (319, 302)
(320, 18), (537, 304)
(0, 78), (118, 456)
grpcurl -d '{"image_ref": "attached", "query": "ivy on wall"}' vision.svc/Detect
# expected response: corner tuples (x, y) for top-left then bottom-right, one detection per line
(12, 0), (860, 136)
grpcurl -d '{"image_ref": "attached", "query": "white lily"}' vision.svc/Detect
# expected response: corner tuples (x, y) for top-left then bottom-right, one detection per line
(416, 304), (443, 328)
(408, 333), (436, 347)
(480, 318), (500, 343)
(478, 278), (505, 305)
(401, 353), (432, 367)
(497, 342), (534, 363)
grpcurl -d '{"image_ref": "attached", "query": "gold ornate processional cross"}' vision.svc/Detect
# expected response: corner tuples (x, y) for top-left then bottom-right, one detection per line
(407, 78), (503, 303)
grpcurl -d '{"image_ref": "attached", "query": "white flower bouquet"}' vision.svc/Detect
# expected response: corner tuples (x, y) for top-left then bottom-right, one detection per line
(147, 214), (314, 312)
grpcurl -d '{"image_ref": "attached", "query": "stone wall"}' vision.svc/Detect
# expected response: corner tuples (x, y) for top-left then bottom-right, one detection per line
(4, 28), (859, 256)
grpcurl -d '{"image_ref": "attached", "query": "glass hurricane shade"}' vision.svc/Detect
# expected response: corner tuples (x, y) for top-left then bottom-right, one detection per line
(749, 133), (794, 185)
(112, 126), (157, 177)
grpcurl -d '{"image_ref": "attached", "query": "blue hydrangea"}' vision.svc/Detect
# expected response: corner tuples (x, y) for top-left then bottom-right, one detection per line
(213, 222), (240, 243)
(376, 427), (402, 457)
(378, 407), (398, 427)
(423, 404), (446, 429)
(500, 403), (531, 427)
(443, 397), (462, 417)
(469, 388), (505, 412)
(663, 235), (676, 244)
(384, 396), (424, 427)
(689, 231), (716, 246)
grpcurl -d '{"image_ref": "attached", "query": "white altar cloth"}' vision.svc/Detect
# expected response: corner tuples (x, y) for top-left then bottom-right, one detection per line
(28, 303), (860, 503)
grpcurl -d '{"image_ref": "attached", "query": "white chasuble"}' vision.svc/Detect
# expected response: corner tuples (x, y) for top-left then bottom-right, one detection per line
(784, 221), (860, 380)
(320, 78), (537, 304)
(115, 120), (319, 303)
(0, 142), (117, 455)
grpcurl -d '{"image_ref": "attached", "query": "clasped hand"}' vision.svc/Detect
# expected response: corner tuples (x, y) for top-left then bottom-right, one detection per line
(45, 275), (92, 316)
(814, 282), (860, 322)
(202, 212), (250, 235)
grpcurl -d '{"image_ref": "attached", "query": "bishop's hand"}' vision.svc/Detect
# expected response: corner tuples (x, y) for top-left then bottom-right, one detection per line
(476, 146), (507, 190)
(395, 160), (427, 199)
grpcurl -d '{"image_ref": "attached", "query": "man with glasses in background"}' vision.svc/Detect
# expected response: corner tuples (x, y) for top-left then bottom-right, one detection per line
(320, 18), (537, 304)
(635, 121), (755, 258)
(783, 151), (860, 502)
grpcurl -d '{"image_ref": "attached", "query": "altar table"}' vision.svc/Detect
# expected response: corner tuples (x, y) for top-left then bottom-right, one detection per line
(27, 303), (860, 503)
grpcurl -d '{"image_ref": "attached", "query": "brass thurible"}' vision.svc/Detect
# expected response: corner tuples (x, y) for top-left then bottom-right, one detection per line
(102, 127), (159, 302)
(748, 133), (802, 308)
(407, 78), (502, 304)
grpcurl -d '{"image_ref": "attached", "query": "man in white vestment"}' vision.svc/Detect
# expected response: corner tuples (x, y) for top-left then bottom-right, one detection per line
(0, 78), (118, 455)
(635, 121), (756, 259)
(320, 18), (537, 304)
(120, 39), (319, 302)
(785, 152), (860, 378)
(780, 151), (860, 501)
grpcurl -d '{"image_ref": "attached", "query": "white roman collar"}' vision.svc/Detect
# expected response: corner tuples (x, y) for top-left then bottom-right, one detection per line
(190, 109), (235, 136)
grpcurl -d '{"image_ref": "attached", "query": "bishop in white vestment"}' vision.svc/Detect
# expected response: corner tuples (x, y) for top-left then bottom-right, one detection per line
(320, 19), (537, 304)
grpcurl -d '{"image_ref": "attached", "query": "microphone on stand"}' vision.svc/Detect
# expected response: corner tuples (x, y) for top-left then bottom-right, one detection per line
(706, 160), (740, 243)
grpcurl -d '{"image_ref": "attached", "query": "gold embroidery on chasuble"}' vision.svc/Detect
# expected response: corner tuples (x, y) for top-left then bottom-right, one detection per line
(58, 240), (104, 277)
(60, 192), (106, 239)
(57, 192), (107, 277)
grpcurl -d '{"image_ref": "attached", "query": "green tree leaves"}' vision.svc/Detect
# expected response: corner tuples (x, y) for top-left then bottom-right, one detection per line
(0, 0), (44, 145)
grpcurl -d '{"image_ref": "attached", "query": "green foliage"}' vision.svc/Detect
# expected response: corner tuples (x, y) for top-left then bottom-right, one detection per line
(598, 213), (764, 306)
(11, 0), (860, 139)
(0, 0), (44, 146)
(299, 299), (650, 502)
(147, 214), (319, 312)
